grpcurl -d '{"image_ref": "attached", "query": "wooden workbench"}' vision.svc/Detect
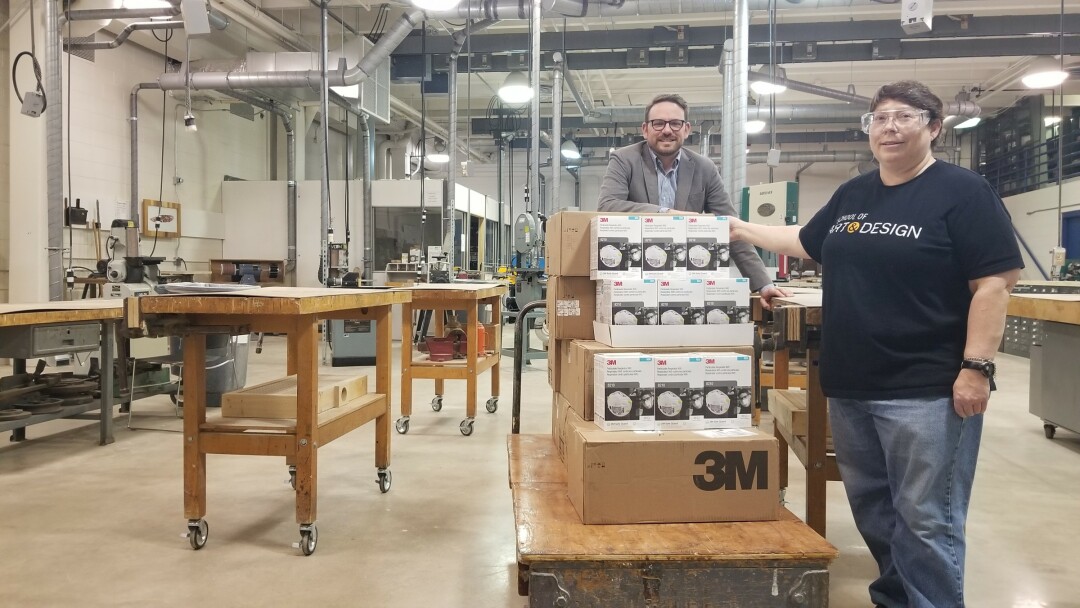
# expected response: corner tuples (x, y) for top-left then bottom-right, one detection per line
(1008, 293), (1080, 439)
(0, 300), (123, 445)
(769, 294), (841, 537)
(1007, 293), (1080, 325)
(135, 287), (411, 555)
(508, 435), (839, 606)
(396, 282), (507, 437)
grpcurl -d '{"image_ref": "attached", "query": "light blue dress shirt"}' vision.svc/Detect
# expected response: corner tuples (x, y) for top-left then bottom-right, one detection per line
(649, 149), (682, 211)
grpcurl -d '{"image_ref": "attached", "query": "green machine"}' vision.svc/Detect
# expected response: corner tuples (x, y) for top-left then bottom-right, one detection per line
(740, 181), (800, 270)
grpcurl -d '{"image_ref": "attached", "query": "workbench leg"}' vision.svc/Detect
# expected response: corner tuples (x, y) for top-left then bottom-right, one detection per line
(375, 306), (392, 470)
(805, 347), (828, 537)
(433, 311), (445, 397)
(776, 425), (790, 491)
(286, 331), (300, 376)
(99, 320), (116, 445)
(465, 303), (479, 421)
(490, 298), (501, 400)
(774, 347), (790, 390)
(294, 318), (319, 525)
(183, 334), (208, 521)
(400, 302), (414, 418)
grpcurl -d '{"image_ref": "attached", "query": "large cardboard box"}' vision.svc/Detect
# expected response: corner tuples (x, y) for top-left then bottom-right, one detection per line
(552, 392), (574, 461)
(564, 340), (754, 422)
(565, 409), (781, 524)
(546, 211), (602, 277)
(547, 338), (562, 391)
(547, 275), (596, 340)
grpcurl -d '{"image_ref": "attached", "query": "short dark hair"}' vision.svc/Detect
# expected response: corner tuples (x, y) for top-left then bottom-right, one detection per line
(870, 80), (944, 142)
(645, 94), (689, 123)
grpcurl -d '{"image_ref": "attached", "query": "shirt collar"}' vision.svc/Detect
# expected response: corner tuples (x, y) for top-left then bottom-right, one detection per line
(649, 147), (682, 174)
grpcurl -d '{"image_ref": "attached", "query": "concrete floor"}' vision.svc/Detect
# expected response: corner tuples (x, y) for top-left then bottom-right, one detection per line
(1, 333), (1079, 607)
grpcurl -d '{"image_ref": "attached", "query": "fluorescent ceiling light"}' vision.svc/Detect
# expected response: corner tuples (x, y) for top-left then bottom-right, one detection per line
(1044, 116), (1062, 126)
(954, 117), (981, 130)
(426, 152), (450, 163)
(498, 72), (533, 105)
(331, 85), (360, 100)
(750, 81), (787, 96)
(411, 0), (462, 10)
(745, 120), (767, 134)
(560, 140), (581, 160)
(1021, 57), (1069, 89)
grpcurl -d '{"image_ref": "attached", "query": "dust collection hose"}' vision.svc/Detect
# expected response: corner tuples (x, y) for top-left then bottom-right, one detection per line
(512, 300), (547, 434)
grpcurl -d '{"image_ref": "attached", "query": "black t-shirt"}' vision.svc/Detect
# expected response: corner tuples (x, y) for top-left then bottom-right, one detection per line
(798, 161), (1023, 399)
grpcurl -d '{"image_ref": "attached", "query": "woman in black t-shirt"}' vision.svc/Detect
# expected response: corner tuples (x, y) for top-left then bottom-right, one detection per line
(728, 80), (1022, 608)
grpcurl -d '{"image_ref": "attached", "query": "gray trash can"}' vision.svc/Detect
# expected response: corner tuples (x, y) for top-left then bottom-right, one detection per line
(170, 334), (251, 407)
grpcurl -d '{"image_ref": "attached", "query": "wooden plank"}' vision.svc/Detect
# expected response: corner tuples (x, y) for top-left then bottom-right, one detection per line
(406, 282), (508, 304)
(769, 389), (831, 439)
(317, 394), (386, 446)
(138, 287), (411, 317)
(0, 304), (124, 328)
(759, 370), (807, 390)
(508, 435), (567, 487)
(409, 366), (473, 380)
(220, 374), (368, 419)
(1008, 294), (1080, 325)
(200, 432), (295, 457)
(183, 334), (208, 520)
(514, 483), (837, 563)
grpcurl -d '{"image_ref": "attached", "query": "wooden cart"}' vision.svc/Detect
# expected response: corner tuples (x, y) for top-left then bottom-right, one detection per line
(770, 293), (841, 537)
(0, 300), (122, 446)
(396, 283), (508, 436)
(134, 287), (410, 555)
(509, 435), (839, 606)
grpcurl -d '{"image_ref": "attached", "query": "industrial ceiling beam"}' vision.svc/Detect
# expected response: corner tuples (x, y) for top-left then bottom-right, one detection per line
(392, 14), (1080, 54)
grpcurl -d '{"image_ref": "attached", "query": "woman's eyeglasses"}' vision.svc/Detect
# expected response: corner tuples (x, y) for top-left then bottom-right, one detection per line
(861, 109), (930, 134)
(646, 119), (688, 131)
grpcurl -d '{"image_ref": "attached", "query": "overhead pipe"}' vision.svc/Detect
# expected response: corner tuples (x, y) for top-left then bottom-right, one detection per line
(730, 0), (750, 202)
(593, 0), (924, 16)
(157, 9), (424, 91)
(423, 0), (614, 20)
(129, 82), (161, 240)
(227, 92), (298, 274)
(528, 0), (542, 215)
(46, 0), (65, 300)
(362, 115), (375, 281)
(444, 19), (498, 273)
(562, 62), (595, 118)
(61, 3), (181, 23)
(319, 0), (330, 286)
(748, 71), (871, 105)
(65, 20), (184, 51)
(551, 53), (564, 212)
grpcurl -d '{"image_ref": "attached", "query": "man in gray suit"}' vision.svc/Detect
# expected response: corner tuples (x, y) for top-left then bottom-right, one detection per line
(598, 93), (789, 308)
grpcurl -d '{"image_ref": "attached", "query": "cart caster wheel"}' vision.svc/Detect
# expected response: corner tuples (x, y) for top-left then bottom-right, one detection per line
(485, 397), (498, 414)
(1044, 424), (1057, 439)
(377, 468), (392, 493)
(299, 524), (318, 556)
(459, 419), (475, 436)
(187, 519), (208, 550)
(288, 465), (297, 489)
(395, 417), (410, 434)
(431, 395), (444, 412)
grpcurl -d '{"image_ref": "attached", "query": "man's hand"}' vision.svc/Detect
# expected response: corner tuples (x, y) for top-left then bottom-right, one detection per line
(726, 216), (747, 241)
(953, 369), (990, 417)
(759, 285), (792, 311)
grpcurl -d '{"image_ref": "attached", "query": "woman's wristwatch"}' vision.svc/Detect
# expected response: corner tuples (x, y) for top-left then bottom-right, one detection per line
(961, 358), (996, 391)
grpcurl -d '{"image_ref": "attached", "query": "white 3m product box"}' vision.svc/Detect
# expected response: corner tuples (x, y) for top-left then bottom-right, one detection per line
(641, 215), (686, 279)
(654, 354), (704, 430)
(695, 352), (753, 429)
(703, 278), (751, 325)
(596, 279), (658, 326)
(685, 215), (731, 278)
(591, 215), (642, 279)
(657, 278), (704, 325)
(593, 353), (655, 431)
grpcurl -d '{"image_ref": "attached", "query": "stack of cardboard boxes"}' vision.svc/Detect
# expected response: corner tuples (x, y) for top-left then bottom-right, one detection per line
(545, 211), (780, 525)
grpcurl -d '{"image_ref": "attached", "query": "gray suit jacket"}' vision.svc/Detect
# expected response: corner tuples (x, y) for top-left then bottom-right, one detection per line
(597, 141), (773, 291)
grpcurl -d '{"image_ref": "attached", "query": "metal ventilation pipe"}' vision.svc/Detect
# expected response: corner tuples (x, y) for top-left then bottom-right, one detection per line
(747, 71), (872, 105)
(729, 0), (750, 203)
(551, 54), (564, 211)
(65, 20), (184, 51)
(157, 9), (425, 91)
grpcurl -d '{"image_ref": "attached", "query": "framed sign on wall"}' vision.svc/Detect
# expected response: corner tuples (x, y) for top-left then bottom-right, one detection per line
(141, 199), (182, 239)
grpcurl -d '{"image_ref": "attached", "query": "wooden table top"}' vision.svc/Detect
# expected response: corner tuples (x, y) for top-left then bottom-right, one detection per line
(515, 483), (838, 564)
(0, 300), (124, 328)
(1008, 293), (1080, 325)
(138, 287), (411, 316)
(775, 293), (823, 309)
(407, 282), (507, 301)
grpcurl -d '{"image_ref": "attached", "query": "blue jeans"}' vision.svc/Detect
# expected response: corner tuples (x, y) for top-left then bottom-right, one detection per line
(829, 397), (983, 608)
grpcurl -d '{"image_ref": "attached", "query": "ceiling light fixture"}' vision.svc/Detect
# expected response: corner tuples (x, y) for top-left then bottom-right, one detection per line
(561, 140), (581, 160)
(744, 120), (767, 134)
(954, 117), (981, 130)
(750, 66), (787, 96)
(498, 71), (533, 105)
(1021, 56), (1069, 89)
(1044, 116), (1062, 127)
(410, 0), (462, 10)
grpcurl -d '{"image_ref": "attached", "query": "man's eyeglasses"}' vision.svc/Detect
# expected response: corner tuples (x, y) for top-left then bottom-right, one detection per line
(646, 119), (688, 131)
(860, 109), (930, 134)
